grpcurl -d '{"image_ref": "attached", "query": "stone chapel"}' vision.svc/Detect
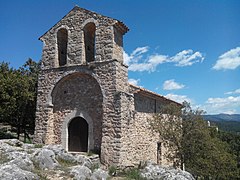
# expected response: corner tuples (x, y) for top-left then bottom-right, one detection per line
(34, 6), (180, 167)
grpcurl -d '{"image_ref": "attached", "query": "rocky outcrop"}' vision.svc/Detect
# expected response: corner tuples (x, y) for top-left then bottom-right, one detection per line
(91, 169), (109, 180)
(0, 139), (108, 180)
(141, 162), (195, 180)
(70, 165), (92, 179)
(33, 148), (59, 170)
(0, 164), (39, 180)
(0, 139), (194, 180)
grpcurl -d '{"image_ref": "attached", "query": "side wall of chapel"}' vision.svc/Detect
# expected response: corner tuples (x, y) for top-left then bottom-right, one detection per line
(117, 87), (174, 167)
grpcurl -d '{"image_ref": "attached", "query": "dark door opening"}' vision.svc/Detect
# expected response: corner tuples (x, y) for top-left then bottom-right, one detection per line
(68, 117), (88, 152)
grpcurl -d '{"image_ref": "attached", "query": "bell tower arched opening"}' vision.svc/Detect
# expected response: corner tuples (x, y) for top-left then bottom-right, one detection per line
(83, 23), (96, 63)
(68, 117), (89, 152)
(57, 28), (68, 66)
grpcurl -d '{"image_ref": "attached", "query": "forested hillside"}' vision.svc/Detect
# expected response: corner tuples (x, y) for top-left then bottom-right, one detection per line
(203, 114), (240, 133)
(204, 114), (240, 122)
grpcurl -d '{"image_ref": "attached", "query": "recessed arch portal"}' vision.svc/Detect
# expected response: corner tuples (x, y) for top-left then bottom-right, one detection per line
(51, 72), (103, 153)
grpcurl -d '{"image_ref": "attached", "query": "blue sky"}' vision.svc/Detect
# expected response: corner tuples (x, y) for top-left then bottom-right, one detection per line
(1, 0), (240, 114)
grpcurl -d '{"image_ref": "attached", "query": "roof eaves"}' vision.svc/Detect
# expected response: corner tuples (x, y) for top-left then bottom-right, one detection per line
(129, 83), (182, 107)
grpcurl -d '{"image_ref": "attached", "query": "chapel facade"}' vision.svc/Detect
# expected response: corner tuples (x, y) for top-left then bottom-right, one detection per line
(34, 6), (179, 167)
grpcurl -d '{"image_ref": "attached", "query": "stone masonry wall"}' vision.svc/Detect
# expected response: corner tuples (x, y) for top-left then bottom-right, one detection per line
(113, 26), (124, 63)
(118, 92), (174, 167)
(39, 6), (124, 70)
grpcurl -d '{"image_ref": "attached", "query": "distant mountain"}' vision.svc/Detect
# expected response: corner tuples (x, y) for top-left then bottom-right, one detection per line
(203, 114), (240, 133)
(203, 114), (240, 122)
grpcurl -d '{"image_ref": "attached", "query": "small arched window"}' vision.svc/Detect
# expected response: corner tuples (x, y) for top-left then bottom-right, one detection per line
(83, 23), (96, 63)
(57, 28), (68, 66)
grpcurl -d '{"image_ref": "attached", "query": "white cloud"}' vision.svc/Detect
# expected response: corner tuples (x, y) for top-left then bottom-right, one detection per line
(225, 88), (240, 95)
(171, 50), (204, 67)
(207, 96), (240, 104)
(128, 63), (154, 72)
(123, 51), (131, 66)
(124, 47), (204, 72)
(164, 94), (240, 114)
(213, 47), (240, 70)
(223, 110), (237, 114)
(128, 78), (140, 86)
(123, 46), (149, 66)
(203, 96), (240, 114)
(163, 79), (185, 90)
(165, 93), (192, 104)
(128, 54), (168, 72)
(131, 46), (149, 56)
(163, 91), (240, 114)
(148, 54), (168, 64)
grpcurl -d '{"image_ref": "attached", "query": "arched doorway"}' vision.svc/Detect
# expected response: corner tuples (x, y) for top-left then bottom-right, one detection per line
(68, 117), (88, 152)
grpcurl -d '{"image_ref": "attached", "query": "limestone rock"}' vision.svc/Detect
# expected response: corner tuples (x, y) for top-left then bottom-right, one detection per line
(1, 139), (24, 147)
(43, 144), (65, 155)
(0, 139), (23, 152)
(141, 163), (195, 180)
(43, 144), (77, 163)
(75, 154), (93, 168)
(57, 151), (76, 163)
(91, 169), (109, 180)
(70, 165), (92, 180)
(22, 143), (35, 150)
(0, 164), (39, 180)
(33, 148), (59, 170)
(0, 139), (104, 180)
(7, 156), (34, 172)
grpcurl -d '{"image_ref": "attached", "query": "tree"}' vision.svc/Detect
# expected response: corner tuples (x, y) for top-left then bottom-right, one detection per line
(19, 58), (40, 140)
(150, 102), (183, 167)
(150, 101), (240, 179)
(218, 130), (240, 173)
(0, 59), (39, 142)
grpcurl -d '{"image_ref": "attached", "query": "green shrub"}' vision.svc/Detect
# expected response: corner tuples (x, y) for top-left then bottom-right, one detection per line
(108, 165), (117, 176)
(34, 144), (43, 148)
(0, 153), (9, 164)
(91, 163), (100, 172)
(0, 130), (15, 139)
(125, 168), (144, 180)
(57, 157), (78, 167)
(32, 160), (47, 179)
